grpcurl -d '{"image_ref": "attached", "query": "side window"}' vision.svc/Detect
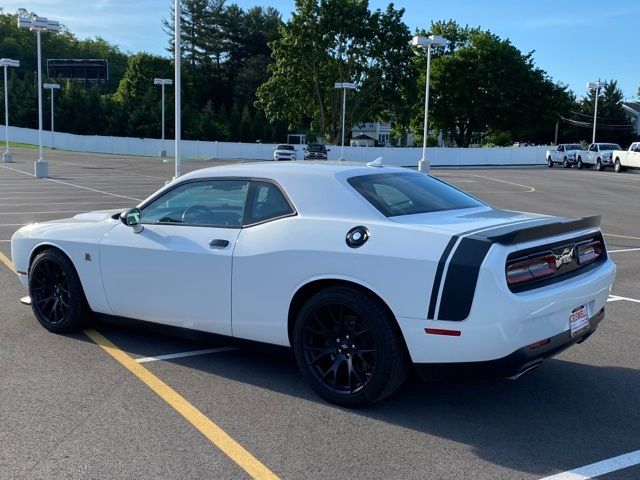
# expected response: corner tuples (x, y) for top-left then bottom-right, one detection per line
(558, 145), (564, 152)
(245, 181), (294, 224)
(589, 144), (596, 151)
(140, 180), (249, 227)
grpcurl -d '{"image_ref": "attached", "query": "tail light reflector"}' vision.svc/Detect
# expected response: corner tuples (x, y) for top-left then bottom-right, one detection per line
(506, 253), (557, 286)
(575, 240), (602, 265)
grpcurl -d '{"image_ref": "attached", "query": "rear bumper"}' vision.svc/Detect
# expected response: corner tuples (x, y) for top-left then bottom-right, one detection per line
(415, 307), (604, 380)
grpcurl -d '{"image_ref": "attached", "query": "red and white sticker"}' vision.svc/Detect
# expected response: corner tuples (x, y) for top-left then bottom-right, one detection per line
(569, 305), (589, 337)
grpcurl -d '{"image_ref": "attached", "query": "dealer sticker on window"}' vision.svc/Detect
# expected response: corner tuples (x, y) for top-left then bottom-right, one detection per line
(569, 305), (590, 337)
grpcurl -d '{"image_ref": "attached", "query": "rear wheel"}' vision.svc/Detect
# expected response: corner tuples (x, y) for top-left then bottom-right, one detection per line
(563, 156), (570, 168)
(29, 248), (91, 333)
(577, 157), (584, 169)
(547, 157), (553, 168)
(293, 286), (408, 407)
(596, 158), (603, 171)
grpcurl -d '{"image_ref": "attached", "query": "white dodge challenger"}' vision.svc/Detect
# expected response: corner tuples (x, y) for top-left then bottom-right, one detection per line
(11, 162), (616, 406)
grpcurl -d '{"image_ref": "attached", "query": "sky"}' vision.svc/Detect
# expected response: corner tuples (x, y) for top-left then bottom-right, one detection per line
(4, 0), (640, 99)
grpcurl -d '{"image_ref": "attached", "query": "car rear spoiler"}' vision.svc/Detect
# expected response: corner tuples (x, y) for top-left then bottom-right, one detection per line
(472, 215), (601, 246)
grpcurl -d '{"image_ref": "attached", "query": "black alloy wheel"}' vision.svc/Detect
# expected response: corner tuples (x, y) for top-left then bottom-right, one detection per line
(293, 286), (407, 407)
(29, 249), (91, 333)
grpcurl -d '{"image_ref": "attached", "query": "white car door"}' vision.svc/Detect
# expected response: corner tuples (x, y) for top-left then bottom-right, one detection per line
(631, 143), (640, 168)
(99, 179), (249, 335)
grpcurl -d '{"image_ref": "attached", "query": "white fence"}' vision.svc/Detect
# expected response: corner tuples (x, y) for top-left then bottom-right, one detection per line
(4, 125), (549, 167)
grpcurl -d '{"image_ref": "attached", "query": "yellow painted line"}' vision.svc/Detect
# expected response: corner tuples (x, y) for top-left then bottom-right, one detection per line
(0, 249), (14, 271)
(83, 328), (280, 480)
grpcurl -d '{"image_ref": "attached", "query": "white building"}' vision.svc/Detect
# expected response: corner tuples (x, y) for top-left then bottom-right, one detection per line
(622, 102), (640, 136)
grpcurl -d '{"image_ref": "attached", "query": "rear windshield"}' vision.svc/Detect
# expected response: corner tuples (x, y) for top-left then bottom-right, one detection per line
(600, 144), (620, 150)
(277, 145), (294, 150)
(347, 172), (484, 217)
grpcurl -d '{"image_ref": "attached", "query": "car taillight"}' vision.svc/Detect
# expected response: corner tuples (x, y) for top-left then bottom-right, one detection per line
(575, 240), (602, 265)
(506, 253), (557, 286)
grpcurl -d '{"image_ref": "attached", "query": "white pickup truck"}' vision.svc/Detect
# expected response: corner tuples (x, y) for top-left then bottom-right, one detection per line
(612, 142), (640, 173)
(545, 143), (585, 168)
(577, 143), (621, 171)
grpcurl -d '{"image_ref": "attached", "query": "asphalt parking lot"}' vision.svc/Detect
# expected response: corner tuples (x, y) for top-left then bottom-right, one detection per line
(1, 147), (639, 480)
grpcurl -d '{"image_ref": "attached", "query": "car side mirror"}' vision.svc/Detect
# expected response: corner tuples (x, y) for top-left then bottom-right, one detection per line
(121, 208), (143, 234)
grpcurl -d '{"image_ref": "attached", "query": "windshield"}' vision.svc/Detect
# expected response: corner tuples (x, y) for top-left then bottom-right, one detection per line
(348, 172), (484, 217)
(599, 144), (621, 150)
(277, 145), (294, 151)
(307, 144), (326, 152)
(566, 144), (583, 150)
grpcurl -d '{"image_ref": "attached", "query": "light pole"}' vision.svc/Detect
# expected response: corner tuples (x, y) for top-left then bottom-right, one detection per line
(587, 81), (603, 144)
(1, 58), (19, 163)
(412, 35), (449, 173)
(334, 81), (357, 161)
(154, 78), (173, 159)
(174, 0), (182, 178)
(43, 83), (60, 149)
(18, 15), (60, 178)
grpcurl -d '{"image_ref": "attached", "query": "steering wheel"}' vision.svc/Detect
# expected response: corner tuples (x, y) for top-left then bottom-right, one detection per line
(181, 205), (210, 224)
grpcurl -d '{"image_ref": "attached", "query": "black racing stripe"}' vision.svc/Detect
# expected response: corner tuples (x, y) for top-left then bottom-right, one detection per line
(427, 236), (459, 319)
(437, 236), (492, 321)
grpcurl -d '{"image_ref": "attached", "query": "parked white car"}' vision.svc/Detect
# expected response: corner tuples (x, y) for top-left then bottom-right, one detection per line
(546, 144), (585, 168)
(11, 163), (616, 406)
(612, 142), (640, 173)
(273, 144), (297, 161)
(578, 143), (621, 171)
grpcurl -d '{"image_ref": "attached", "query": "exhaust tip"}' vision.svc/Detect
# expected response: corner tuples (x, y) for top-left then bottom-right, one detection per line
(506, 361), (543, 380)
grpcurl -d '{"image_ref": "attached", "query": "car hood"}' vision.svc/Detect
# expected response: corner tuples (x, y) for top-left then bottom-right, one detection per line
(12, 209), (122, 241)
(390, 206), (549, 234)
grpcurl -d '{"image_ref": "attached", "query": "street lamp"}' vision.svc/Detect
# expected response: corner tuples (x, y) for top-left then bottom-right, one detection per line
(154, 78), (173, 159)
(174, 0), (182, 178)
(587, 81), (603, 144)
(43, 83), (60, 149)
(412, 34), (449, 173)
(18, 15), (60, 178)
(1, 58), (19, 163)
(334, 81), (357, 161)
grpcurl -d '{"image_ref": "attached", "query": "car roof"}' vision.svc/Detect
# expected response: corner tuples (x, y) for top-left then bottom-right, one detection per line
(174, 162), (413, 220)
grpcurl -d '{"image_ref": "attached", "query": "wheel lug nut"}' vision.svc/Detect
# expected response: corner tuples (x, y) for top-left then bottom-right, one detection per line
(338, 349), (342, 353)
(336, 338), (340, 342)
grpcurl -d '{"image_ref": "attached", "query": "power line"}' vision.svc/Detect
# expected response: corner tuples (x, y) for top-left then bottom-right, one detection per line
(560, 117), (634, 130)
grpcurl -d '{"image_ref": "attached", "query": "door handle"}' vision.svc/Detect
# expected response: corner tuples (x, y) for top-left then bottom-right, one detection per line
(209, 239), (230, 248)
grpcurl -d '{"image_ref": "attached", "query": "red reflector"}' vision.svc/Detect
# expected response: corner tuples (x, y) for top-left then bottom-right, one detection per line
(425, 328), (461, 337)
(528, 338), (551, 349)
(16, 270), (27, 276)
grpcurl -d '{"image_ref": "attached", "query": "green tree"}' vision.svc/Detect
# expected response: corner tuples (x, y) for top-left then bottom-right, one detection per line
(412, 21), (573, 147)
(256, 0), (413, 144)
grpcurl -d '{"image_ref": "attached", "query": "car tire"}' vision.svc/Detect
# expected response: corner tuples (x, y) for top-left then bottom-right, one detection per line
(596, 158), (603, 171)
(563, 156), (570, 168)
(614, 159), (622, 173)
(293, 286), (408, 407)
(547, 157), (553, 168)
(29, 248), (92, 333)
(577, 157), (584, 169)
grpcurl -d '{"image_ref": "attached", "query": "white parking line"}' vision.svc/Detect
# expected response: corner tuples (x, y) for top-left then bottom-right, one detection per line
(608, 295), (640, 304)
(134, 347), (238, 363)
(607, 247), (640, 253)
(538, 449), (640, 480)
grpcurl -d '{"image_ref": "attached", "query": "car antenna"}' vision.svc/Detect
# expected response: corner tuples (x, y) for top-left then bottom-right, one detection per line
(367, 157), (384, 168)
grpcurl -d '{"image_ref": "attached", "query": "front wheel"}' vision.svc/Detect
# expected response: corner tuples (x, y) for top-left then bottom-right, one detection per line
(29, 248), (91, 333)
(596, 158), (603, 171)
(577, 157), (584, 169)
(563, 156), (570, 168)
(614, 159), (623, 173)
(293, 286), (408, 407)
(547, 157), (553, 168)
